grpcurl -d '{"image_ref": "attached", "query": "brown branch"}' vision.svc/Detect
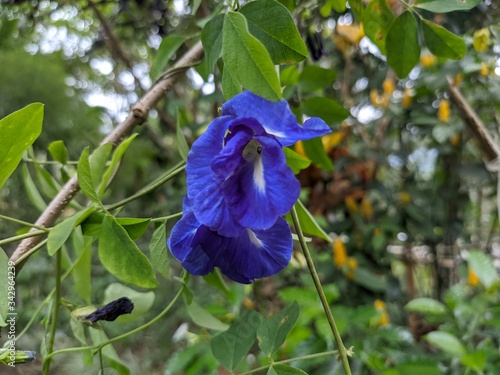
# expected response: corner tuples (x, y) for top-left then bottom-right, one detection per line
(447, 77), (500, 162)
(10, 41), (204, 269)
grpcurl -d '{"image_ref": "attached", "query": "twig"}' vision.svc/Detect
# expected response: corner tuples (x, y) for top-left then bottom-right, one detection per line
(9, 41), (204, 269)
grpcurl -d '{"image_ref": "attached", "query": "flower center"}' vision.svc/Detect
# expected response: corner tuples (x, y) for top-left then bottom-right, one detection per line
(242, 139), (262, 162)
(242, 139), (265, 192)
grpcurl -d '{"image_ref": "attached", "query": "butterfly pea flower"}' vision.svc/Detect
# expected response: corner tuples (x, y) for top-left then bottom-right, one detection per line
(168, 91), (331, 283)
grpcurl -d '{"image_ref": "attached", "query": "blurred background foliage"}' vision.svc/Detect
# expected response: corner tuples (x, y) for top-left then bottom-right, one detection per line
(1, 0), (500, 374)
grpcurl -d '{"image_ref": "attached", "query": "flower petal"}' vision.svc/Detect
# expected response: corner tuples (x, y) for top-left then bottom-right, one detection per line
(192, 217), (293, 283)
(167, 211), (214, 275)
(222, 91), (332, 146)
(224, 135), (300, 230)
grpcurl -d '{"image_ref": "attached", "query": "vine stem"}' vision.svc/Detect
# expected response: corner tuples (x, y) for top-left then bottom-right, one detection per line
(290, 205), (353, 375)
(42, 250), (62, 375)
(42, 272), (188, 364)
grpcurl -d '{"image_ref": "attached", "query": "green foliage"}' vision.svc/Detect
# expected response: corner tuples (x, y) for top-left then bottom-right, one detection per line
(386, 11), (420, 78)
(0, 103), (44, 189)
(151, 35), (187, 79)
(0, 249), (8, 326)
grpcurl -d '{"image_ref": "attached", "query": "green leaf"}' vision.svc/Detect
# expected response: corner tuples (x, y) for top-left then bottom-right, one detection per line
(203, 269), (231, 295)
(405, 298), (448, 315)
(468, 250), (499, 289)
(298, 66), (336, 92)
(414, 0), (482, 13)
(424, 331), (466, 357)
(211, 309), (262, 370)
(301, 137), (334, 171)
(98, 215), (158, 289)
(72, 236), (93, 303)
(460, 351), (487, 372)
(353, 267), (387, 292)
(77, 147), (100, 203)
(269, 364), (309, 375)
(98, 133), (138, 198)
(90, 142), (113, 187)
(222, 11), (282, 102)
(115, 217), (151, 240)
(422, 20), (465, 59)
(257, 301), (300, 355)
(150, 223), (169, 279)
(47, 207), (94, 256)
(186, 299), (229, 331)
(201, 14), (224, 72)
(290, 200), (330, 241)
(240, 0), (308, 64)
(151, 35), (186, 79)
(363, 0), (395, 54)
(176, 109), (190, 160)
(0, 249), (8, 326)
(303, 97), (349, 125)
(0, 103), (44, 190)
(89, 327), (130, 375)
(48, 140), (68, 164)
(21, 164), (46, 211)
(103, 283), (155, 323)
(386, 11), (420, 78)
(284, 147), (311, 174)
(222, 65), (242, 100)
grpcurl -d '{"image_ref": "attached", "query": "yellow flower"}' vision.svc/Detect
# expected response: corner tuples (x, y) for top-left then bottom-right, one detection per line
(402, 88), (413, 109)
(374, 299), (390, 327)
(322, 131), (345, 153)
(294, 140), (306, 157)
(398, 192), (411, 205)
(370, 89), (381, 107)
(480, 62), (489, 76)
(382, 79), (395, 96)
(345, 196), (359, 215)
(453, 73), (463, 86)
(243, 296), (255, 309)
(420, 54), (437, 68)
(468, 267), (480, 287)
(473, 28), (490, 52)
(333, 238), (348, 267)
(346, 257), (358, 280)
(336, 23), (365, 45)
(438, 99), (450, 123)
(450, 133), (461, 146)
(361, 198), (373, 220)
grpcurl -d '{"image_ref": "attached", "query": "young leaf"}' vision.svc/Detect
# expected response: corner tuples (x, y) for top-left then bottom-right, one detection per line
(0, 103), (44, 189)
(363, 0), (395, 54)
(291, 199), (331, 241)
(422, 20), (465, 59)
(77, 147), (100, 203)
(186, 299), (229, 331)
(98, 215), (159, 289)
(240, 0), (308, 64)
(222, 11), (282, 102)
(98, 133), (138, 198)
(90, 142), (113, 187)
(222, 65), (242, 100)
(414, 0), (482, 13)
(47, 207), (95, 256)
(115, 217), (151, 240)
(268, 364), (309, 375)
(48, 140), (68, 164)
(176, 109), (190, 160)
(284, 147), (311, 174)
(301, 138), (334, 171)
(386, 11), (420, 78)
(424, 331), (466, 357)
(211, 309), (262, 370)
(201, 14), (224, 72)
(468, 250), (499, 289)
(257, 301), (300, 355)
(72, 235), (93, 303)
(0, 249), (8, 326)
(150, 223), (169, 279)
(405, 297), (448, 315)
(21, 164), (47, 211)
(302, 97), (349, 125)
(103, 282), (155, 323)
(151, 35), (186, 79)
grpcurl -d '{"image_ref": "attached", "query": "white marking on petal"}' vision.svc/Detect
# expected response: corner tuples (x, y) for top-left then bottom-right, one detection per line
(247, 229), (263, 248)
(253, 156), (266, 193)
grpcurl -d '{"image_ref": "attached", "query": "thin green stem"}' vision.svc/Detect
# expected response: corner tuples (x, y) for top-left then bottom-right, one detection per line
(106, 162), (186, 211)
(151, 212), (183, 222)
(0, 214), (51, 232)
(291, 205), (353, 375)
(239, 350), (339, 375)
(42, 250), (62, 375)
(0, 230), (48, 246)
(23, 158), (79, 165)
(43, 272), (187, 363)
(98, 349), (105, 373)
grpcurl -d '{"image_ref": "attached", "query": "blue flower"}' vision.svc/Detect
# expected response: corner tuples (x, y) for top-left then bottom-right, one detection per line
(168, 91), (331, 283)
